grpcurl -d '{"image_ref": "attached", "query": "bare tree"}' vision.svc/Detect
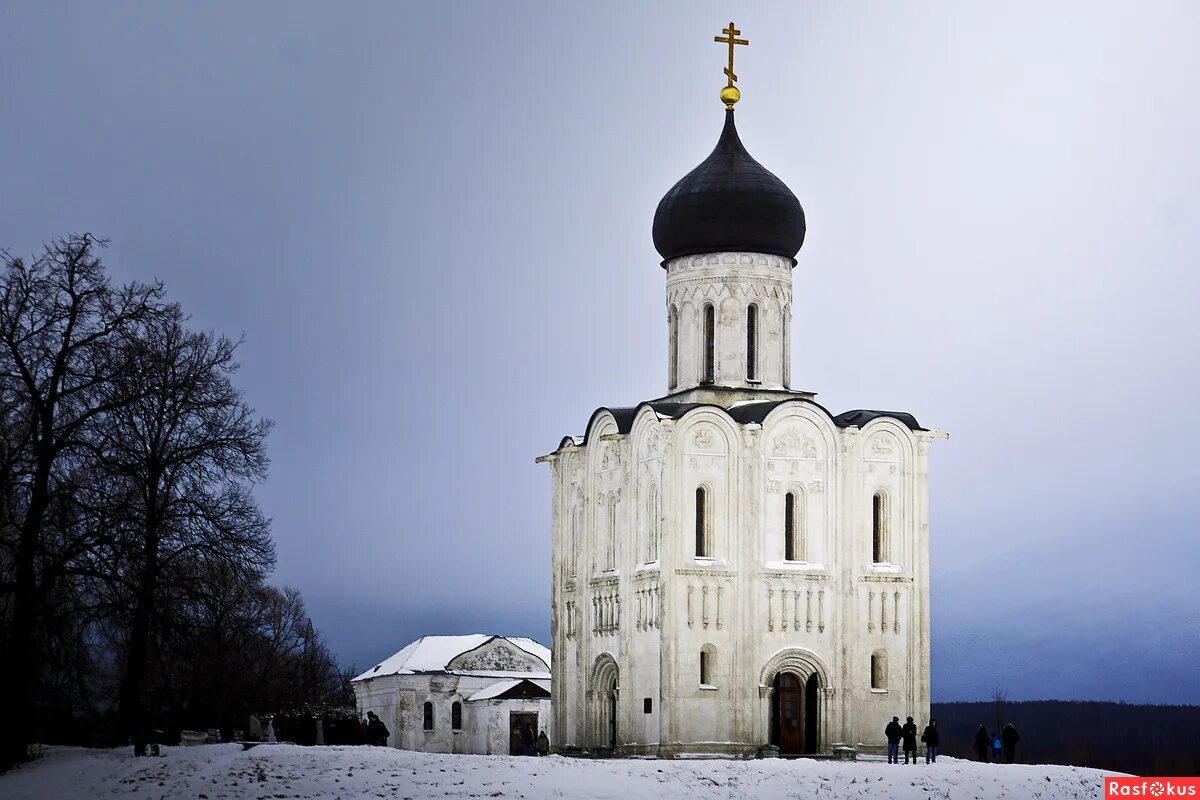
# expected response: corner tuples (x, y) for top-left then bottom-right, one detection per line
(90, 306), (274, 741)
(993, 687), (1009, 733)
(0, 235), (165, 767)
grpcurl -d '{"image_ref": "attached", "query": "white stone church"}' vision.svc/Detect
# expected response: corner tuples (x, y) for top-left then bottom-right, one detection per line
(538, 73), (944, 756)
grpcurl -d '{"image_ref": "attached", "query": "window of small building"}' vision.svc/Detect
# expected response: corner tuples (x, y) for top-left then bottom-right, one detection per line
(702, 304), (715, 384)
(871, 652), (888, 691)
(746, 304), (758, 381)
(695, 486), (709, 558)
(423, 701), (433, 731)
(644, 698), (653, 714)
(451, 701), (462, 730)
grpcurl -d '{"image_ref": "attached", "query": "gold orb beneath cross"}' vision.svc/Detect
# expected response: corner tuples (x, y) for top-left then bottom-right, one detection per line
(720, 85), (741, 107)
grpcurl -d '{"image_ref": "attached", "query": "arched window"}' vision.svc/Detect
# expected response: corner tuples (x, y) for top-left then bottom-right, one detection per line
(789, 488), (808, 562)
(746, 304), (758, 381)
(782, 303), (791, 388)
(785, 491), (798, 561)
(647, 484), (660, 563)
(569, 507), (579, 578)
(872, 491), (888, 564)
(702, 304), (715, 384)
(451, 701), (462, 730)
(695, 486), (709, 557)
(700, 646), (716, 686)
(423, 701), (434, 731)
(871, 652), (888, 690)
(668, 305), (679, 390)
(605, 494), (617, 571)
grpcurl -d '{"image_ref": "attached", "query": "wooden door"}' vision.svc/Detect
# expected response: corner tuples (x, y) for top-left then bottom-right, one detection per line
(775, 673), (803, 754)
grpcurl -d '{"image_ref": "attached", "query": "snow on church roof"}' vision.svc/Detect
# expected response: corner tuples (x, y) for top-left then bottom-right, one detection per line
(466, 679), (552, 702)
(352, 635), (551, 682)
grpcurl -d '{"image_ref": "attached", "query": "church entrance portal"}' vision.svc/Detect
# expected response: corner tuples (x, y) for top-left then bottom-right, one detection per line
(771, 671), (820, 755)
(590, 655), (619, 751)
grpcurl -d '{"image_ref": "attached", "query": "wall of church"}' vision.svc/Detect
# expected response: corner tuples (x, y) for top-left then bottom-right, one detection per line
(664, 253), (793, 393)
(548, 399), (935, 756)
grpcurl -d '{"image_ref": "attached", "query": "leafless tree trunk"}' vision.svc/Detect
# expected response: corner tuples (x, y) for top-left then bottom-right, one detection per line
(993, 687), (1009, 733)
(91, 306), (274, 739)
(0, 235), (165, 768)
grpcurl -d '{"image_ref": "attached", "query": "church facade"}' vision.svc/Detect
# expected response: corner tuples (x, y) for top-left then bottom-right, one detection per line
(538, 45), (943, 757)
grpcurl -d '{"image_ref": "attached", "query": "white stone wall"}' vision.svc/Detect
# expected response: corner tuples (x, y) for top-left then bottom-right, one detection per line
(664, 252), (793, 393)
(547, 250), (937, 756)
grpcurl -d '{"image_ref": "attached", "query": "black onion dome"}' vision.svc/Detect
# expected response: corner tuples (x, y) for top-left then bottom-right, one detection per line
(653, 109), (805, 265)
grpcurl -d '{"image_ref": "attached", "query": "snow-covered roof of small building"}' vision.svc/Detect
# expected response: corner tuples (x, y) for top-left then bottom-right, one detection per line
(352, 635), (551, 682)
(466, 678), (552, 702)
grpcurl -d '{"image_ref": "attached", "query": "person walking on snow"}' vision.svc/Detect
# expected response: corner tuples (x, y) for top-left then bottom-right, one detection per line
(902, 716), (919, 764)
(921, 719), (940, 763)
(884, 716), (903, 764)
(1001, 723), (1020, 763)
(536, 730), (550, 756)
(974, 725), (990, 762)
(991, 729), (1003, 763)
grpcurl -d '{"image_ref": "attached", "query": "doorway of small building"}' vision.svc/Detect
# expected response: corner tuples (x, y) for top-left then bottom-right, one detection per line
(770, 671), (820, 755)
(509, 712), (537, 755)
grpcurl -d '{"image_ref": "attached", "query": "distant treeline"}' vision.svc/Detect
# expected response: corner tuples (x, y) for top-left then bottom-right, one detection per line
(931, 700), (1200, 776)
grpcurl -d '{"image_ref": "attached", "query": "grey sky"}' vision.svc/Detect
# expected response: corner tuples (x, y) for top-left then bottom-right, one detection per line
(2, 1), (1197, 704)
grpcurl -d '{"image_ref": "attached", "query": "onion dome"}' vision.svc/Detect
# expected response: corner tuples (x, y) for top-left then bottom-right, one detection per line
(652, 109), (805, 265)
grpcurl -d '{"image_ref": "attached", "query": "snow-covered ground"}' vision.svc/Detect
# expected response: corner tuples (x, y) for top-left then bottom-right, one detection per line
(0, 744), (1119, 800)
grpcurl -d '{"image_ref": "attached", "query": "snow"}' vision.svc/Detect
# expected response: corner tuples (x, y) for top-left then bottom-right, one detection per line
(763, 560), (828, 571)
(352, 635), (551, 681)
(1, 744), (1125, 800)
(466, 679), (552, 702)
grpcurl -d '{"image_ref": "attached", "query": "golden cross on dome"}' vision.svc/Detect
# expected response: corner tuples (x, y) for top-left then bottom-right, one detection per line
(713, 21), (749, 108)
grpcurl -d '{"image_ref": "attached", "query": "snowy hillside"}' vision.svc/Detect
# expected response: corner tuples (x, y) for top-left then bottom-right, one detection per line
(1, 744), (1118, 800)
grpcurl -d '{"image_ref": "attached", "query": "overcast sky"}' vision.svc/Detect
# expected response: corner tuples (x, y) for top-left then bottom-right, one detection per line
(3, 2), (1198, 704)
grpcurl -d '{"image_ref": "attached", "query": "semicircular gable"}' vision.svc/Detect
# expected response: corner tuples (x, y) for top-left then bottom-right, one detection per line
(675, 407), (740, 456)
(760, 401), (838, 457)
(859, 418), (916, 461)
(628, 405), (666, 460)
(447, 637), (549, 674)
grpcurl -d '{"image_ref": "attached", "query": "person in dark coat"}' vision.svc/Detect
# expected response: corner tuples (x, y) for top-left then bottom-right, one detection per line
(520, 723), (534, 756)
(973, 725), (990, 762)
(359, 716), (370, 745)
(884, 716), (903, 764)
(1001, 723), (1020, 763)
(536, 730), (550, 756)
(901, 716), (919, 764)
(366, 712), (389, 747)
(921, 719), (940, 763)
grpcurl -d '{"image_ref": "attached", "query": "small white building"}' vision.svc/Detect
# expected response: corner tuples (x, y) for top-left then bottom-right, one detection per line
(352, 634), (551, 755)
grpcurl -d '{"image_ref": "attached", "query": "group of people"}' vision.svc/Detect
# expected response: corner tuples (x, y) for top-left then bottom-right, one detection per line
(512, 723), (551, 756)
(361, 711), (390, 746)
(883, 716), (1020, 764)
(974, 723), (1021, 763)
(884, 716), (941, 764)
